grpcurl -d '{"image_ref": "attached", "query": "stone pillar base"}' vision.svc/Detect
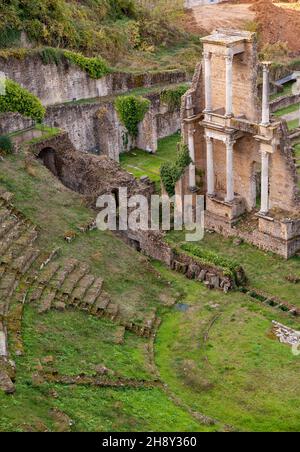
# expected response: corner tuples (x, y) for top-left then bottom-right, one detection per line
(206, 195), (246, 222)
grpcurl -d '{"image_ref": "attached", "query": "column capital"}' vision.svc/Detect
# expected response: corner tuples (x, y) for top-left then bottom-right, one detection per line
(185, 94), (193, 110)
(261, 61), (272, 72)
(205, 135), (213, 144)
(224, 137), (236, 147)
(203, 50), (212, 61)
(225, 53), (233, 64)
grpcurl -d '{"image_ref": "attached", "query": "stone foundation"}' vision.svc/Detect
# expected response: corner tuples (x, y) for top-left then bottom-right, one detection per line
(205, 210), (300, 259)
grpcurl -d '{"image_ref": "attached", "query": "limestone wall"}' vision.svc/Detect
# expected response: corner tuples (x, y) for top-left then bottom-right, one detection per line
(270, 93), (300, 113)
(0, 92), (182, 159)
(0, 54), (186, 106)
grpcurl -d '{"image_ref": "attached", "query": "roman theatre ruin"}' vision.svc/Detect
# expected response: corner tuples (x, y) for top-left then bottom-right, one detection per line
(181, 29), (300, 258)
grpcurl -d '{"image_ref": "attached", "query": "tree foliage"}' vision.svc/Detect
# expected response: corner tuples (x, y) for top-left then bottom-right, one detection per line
(160, 143), (191, 197)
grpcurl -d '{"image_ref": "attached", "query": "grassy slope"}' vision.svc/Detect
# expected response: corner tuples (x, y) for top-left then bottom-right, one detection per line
(154, 261), (300, 433)
(0, 148), (300, 431)
(0, 1), (201, 74)
(0, 151), (210, 432)
(0, 152), (178, 321)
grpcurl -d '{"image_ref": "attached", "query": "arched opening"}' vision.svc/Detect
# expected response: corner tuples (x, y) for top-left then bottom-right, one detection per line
(250, 161), (261, 210)
(38, 147), (60, 177)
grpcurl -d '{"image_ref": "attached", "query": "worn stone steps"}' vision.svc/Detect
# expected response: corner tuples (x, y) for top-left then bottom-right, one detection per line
(75, 278), (103, 313)
(0, 217), (19, 241)
(49, 259), (79, 290)
(0, 272), (19, 316)
(38, 288), (57, 314)
(38, 261), (61, 285)
(11, 247), (40, 275)
(1, 226), (38, 267)
(0, 207), (11, 224)
(91, 292), (111, 317)
(70, 274), (95, 306)
(60, 263), (90, 298)
(0, 222), (27, 260)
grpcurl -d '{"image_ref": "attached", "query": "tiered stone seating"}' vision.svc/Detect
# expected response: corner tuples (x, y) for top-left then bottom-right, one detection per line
(0, 190), (159, 393)
(0, 192), (40, 393)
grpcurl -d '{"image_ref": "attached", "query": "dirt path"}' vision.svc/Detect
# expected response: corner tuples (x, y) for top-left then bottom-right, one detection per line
(185, 3), (255, 34)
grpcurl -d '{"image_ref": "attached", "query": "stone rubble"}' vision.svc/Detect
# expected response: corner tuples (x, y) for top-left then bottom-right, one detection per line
(272, 321), (300, 347)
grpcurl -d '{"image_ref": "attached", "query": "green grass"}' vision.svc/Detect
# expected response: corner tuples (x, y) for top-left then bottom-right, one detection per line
(153, 261), (300, 432)
(167, 229), (300, 308)
(21, 307), (152, 380)
(0, 152), (177, 321)
(274, 102), (300, 117)
(288, 119), (299, 130)
(1, 147), (300, 432)
(270, 81), (293, 101)
(120, 132), (180, 191)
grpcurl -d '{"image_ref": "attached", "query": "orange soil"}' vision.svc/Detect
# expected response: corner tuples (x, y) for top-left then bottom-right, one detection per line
(250, 0), (300, 53)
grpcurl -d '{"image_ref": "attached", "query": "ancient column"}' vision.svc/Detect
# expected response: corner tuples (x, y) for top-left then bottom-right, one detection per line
(225, 138), (235, 203)
(188, 128), (196, 189)
(225, 53), (233, 116)
(260, 150), (270, 214)
(261, 63), (270, 125)
(206, 136), (215, 195)
(204, 51), (212, 112)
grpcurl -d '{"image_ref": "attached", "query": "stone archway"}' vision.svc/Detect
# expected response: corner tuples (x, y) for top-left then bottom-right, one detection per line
(38, 147), (60, 177)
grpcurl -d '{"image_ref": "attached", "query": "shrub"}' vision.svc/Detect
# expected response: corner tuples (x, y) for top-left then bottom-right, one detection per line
(181, 242), (244, 284)
(160, 84), (189, 111)
(0, 135), (13, 155)
(63, 51), (111, 79)
(160, 143), (191, 197)
(0, 79), (45, 122)
(115, 95), (151, 138)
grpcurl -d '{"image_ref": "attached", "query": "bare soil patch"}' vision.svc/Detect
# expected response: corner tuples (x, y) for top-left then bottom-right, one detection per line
(185, 3), (255, 34)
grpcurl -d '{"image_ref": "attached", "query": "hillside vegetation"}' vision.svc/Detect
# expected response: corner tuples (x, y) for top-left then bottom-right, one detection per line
(0, 0), (201, 73)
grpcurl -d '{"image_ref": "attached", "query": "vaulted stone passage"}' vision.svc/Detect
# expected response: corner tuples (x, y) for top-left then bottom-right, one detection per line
(38, 147), (60, 178)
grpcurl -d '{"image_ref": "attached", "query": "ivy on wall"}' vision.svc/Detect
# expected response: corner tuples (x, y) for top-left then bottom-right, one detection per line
(160, 143), (191, 197)
(114, 94), (151, 138)
(0, 79), (45, 122)
(0, 135), (13, 155)
(160, 84), (189, 111)
(39, 48), (111, 79)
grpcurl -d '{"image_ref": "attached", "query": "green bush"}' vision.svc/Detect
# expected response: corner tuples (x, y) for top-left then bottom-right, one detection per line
(37, 48), (111, 78)
(160, 84), (189, 110)
(160, 143), (191, 197)
(115, 95), (151, 138)
(64, 51), (111, 79)
(0, 0), (192, 66)
(0, 135), (13, 155)
(0, 79), (45, 122)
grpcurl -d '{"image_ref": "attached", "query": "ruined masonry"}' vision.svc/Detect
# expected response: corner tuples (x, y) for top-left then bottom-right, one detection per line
(181, 29), (300, 258)
(0, 190), (157, 394)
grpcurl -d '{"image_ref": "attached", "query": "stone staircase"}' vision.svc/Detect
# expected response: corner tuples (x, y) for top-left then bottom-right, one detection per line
(28, 256), (156, 337)
(0, 190), (159, 393)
